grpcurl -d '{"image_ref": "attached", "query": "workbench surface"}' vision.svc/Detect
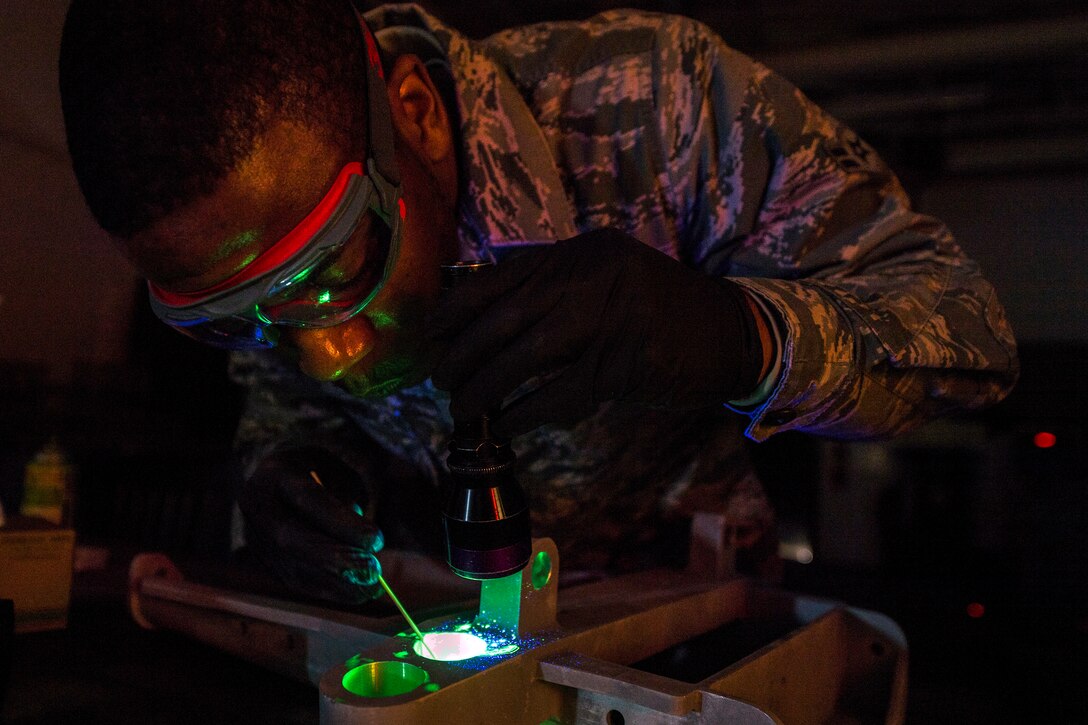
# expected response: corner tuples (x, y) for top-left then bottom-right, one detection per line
(3, 565), (318, 725)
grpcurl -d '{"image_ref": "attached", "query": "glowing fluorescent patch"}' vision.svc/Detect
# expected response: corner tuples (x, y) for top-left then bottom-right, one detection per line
(286, 268), (312, 287)
(318, 289), (332, 304)
(412, 632), (488, 661)
(209, 229), (259, 267)
(370, 310), (396, 329)
(344, 654), (369, 668)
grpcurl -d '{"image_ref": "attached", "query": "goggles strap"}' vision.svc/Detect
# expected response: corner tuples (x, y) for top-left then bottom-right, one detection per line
(357, 15), (401, 188)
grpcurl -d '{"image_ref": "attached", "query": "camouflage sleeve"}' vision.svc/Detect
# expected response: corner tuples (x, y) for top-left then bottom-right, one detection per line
(227, 350), (384, 486)
(652, 17), (1019, 441)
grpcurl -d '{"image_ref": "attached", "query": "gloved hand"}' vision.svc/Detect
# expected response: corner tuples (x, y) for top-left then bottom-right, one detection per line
(238, 445), (385, 605)
(429, 228), (766, 436)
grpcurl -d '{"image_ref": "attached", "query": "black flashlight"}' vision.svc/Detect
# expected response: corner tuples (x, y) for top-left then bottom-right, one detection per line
(439, 262), (532, 580)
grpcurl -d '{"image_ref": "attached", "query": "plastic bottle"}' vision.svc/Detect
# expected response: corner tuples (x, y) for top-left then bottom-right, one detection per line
(20, 439), (75, 526)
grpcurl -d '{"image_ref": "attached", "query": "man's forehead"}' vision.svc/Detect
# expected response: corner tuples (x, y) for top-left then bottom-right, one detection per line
(125, 121), (349, 289)
(121, 217), (257, 289)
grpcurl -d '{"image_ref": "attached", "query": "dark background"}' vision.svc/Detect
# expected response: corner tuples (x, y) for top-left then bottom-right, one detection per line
(1, 1), (1085, 723)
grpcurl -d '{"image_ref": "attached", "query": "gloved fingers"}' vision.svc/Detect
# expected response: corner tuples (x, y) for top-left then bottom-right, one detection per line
(447, 311), (589, 420)
(428, 246), (551, 342)
(286, 547), (382, 604)
(432, 267), (572, 394)
(277, 469), (384, 551)
(249, 527), (383, 605)
(489, 359), (604, 437)
(240, 486), (383, 562)
(432, 226), (765, 417)
(246, 447), (382, 551)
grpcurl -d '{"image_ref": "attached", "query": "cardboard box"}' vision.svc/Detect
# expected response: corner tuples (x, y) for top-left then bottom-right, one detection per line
(0, 517), (75, 633)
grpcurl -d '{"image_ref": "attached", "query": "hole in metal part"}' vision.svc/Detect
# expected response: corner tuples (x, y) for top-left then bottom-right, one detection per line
(413, 631), (489, 661)
(342, 661), (429, 698)
(605, 710), (625, 725)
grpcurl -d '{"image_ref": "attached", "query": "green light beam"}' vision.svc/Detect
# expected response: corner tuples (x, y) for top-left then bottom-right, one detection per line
(377, 575), (436, 660)
(310, 469), (434, 659)
(476, 571), (521, 633)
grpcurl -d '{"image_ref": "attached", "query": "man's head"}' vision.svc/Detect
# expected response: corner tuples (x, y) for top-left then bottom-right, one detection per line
(60, 0), (460, 395)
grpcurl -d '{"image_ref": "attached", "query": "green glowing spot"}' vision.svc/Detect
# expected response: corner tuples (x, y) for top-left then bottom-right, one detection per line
(424, 683), (440, 692)
(344, 654), (369, 668)
(342, 661), (429, 698)
(210, 229), (260, 268)
(370, 310), (397, 329)
(413, 632), (489, 661)
(454, 622), (472, 632)
(477, 571), (521, 634)
(531, 551), (552, 590)
(487, 644), (519, 656)
(254, 305), (273, 325)
(287, 268), (312, 287)
(342, 569), (377, 587)
(363, 375), (409, 398)
(393, 650), (408, 659)
(352, 503), (365, 517)
(318, 289), (332, 304)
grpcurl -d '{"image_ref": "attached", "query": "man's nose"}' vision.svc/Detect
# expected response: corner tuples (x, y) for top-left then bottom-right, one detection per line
(284, 318), (377, 381)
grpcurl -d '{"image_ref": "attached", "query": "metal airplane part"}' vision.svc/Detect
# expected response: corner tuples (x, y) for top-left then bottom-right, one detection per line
(129, 515), (908, 724)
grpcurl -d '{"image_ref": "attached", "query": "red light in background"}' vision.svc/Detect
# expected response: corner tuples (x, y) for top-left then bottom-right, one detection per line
(1033, 432), (1057, 449)
(966, 602), (985, 619)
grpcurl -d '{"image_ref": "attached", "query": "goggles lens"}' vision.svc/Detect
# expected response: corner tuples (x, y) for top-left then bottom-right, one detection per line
(254, 202), (394, 326)
(148, 161), (402, 349)
(168, 312), (283, 349)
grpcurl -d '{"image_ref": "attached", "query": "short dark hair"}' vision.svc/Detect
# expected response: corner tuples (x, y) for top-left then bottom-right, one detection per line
(59, 0), (368, 238)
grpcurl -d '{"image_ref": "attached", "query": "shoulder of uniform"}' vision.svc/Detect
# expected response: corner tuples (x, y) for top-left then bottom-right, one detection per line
(483, 10), (715, 84)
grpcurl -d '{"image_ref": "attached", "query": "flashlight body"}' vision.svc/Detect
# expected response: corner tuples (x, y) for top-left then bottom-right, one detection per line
(443, 417), (531, 579)
(439, 262), (532, 580)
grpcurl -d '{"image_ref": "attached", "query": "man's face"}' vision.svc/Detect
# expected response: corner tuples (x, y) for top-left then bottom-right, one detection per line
(125, 65), (461, 396)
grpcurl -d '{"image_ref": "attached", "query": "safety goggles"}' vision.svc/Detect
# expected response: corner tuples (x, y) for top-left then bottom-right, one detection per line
(147, 19), (402, 350)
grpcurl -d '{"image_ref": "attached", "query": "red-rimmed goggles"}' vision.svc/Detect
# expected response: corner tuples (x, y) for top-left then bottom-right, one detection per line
(147, 19), (402, 350)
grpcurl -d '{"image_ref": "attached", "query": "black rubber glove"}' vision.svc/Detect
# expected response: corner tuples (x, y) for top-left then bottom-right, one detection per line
(429, 228), (765, 436)
(238, 445), (384, 605)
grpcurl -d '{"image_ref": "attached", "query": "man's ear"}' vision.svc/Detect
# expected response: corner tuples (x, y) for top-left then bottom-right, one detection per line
(385, 54), (453, 165)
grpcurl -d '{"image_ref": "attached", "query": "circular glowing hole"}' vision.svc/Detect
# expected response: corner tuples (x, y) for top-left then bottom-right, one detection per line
(531, 551), (552, 590)
(342, 661), (429, 698)
(413, 632), (489, 661)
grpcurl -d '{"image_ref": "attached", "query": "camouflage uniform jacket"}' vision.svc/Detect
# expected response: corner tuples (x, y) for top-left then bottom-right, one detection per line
(229, 4), (1018, 573)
